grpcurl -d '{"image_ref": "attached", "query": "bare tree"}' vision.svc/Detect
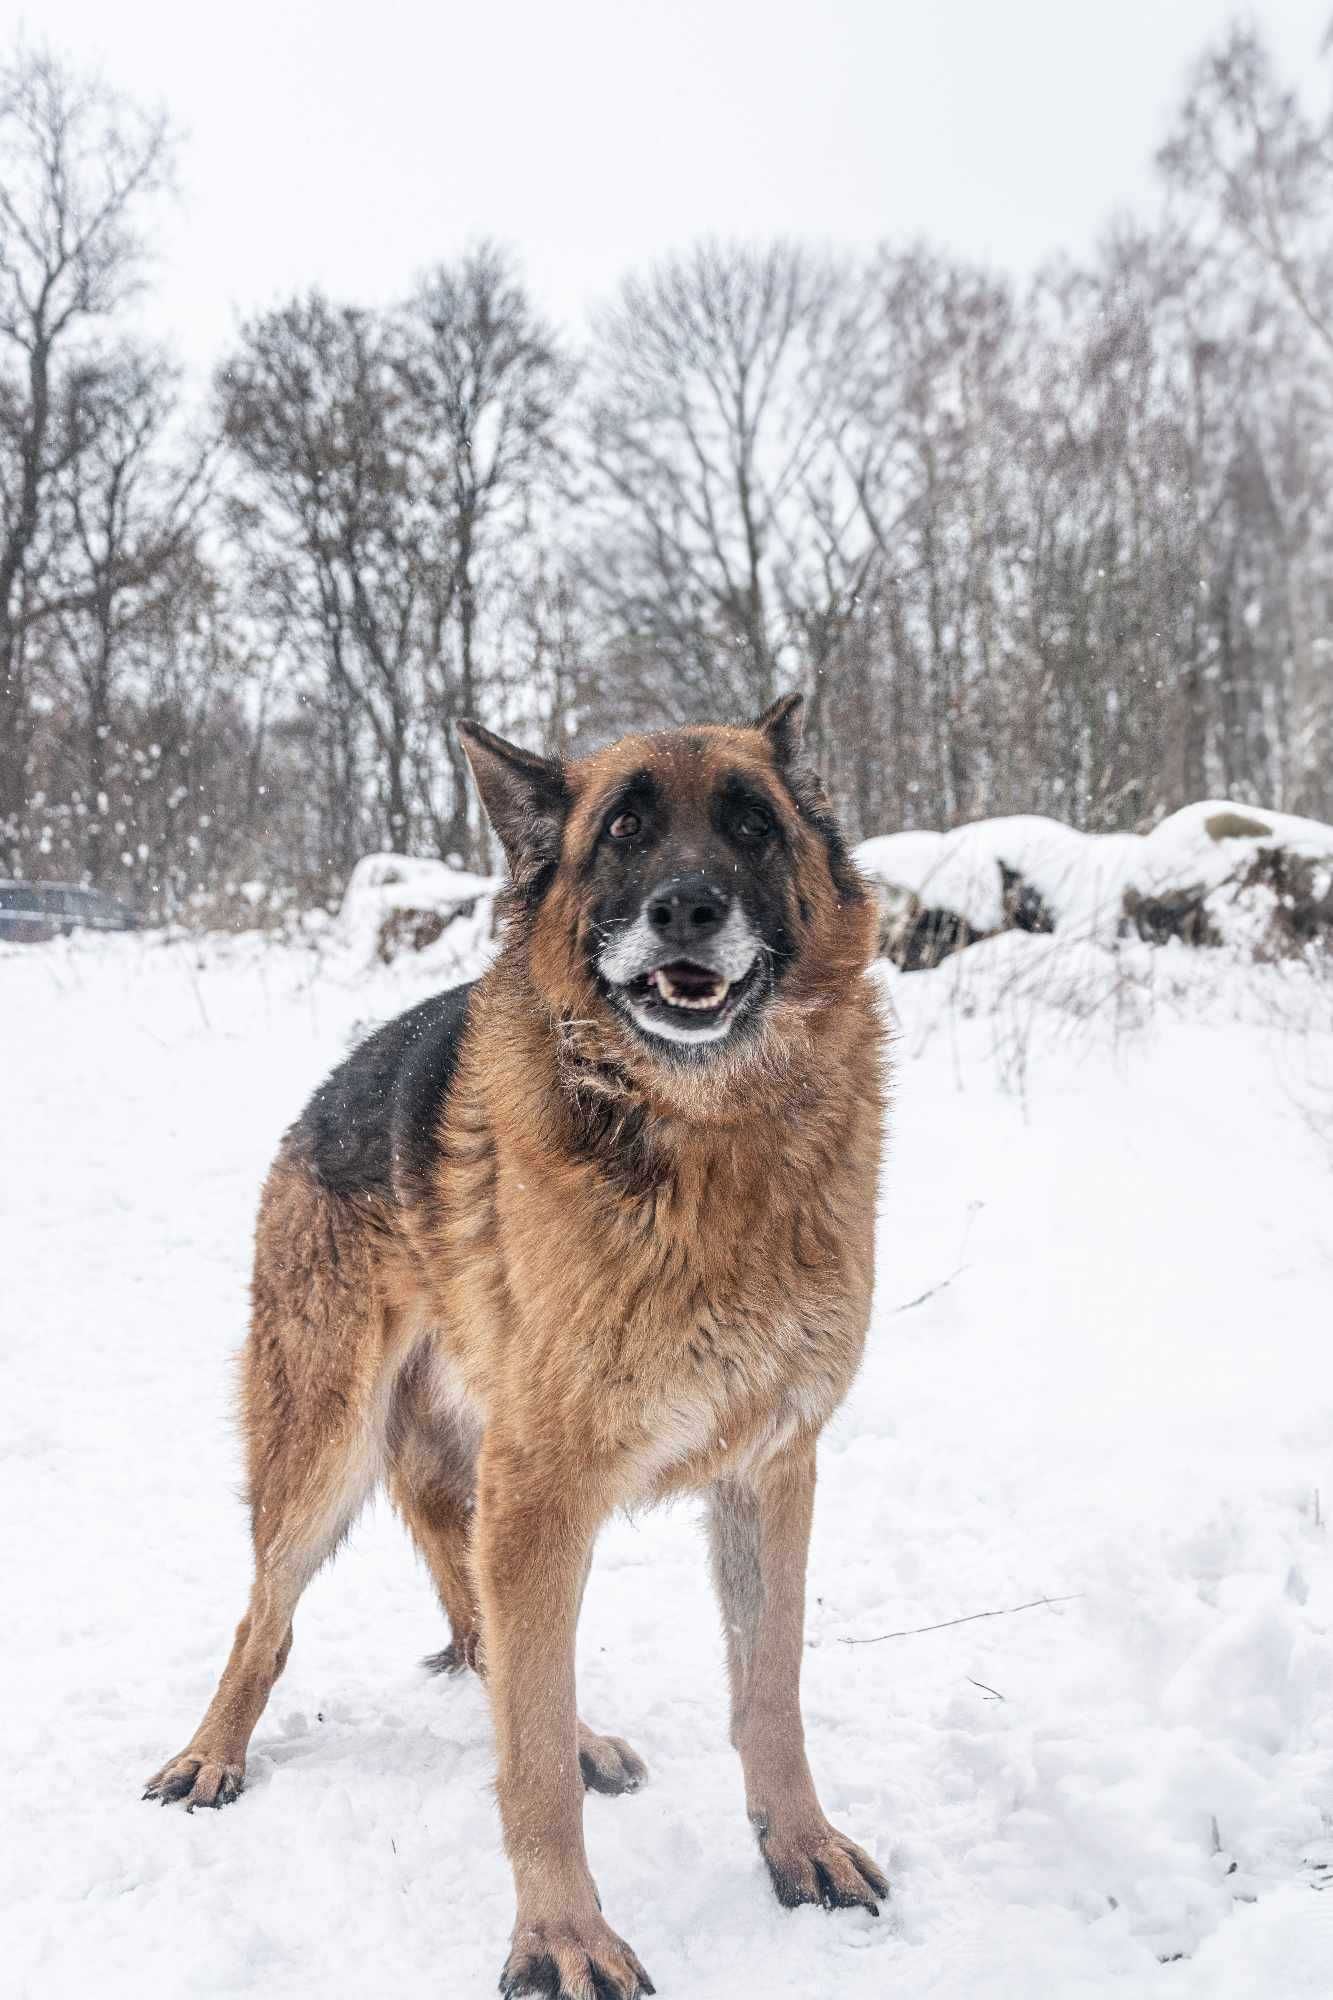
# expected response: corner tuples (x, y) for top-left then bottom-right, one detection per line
(582, 241), (861, 726)
(0, 46), (170, 856)
(1159, 20), (1333, 814)
(48, 348), (208, 881)
(1160, 23), (1333, 366)
(828, 247), (1028, 827)
(398, 244), (571, 858)
(221, 295), (422, 858)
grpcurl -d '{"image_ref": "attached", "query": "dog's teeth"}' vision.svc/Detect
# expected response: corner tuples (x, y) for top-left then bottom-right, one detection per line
(653, 970), (729, 1010)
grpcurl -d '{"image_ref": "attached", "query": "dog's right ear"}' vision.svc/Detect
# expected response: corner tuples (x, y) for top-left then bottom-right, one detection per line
(456, 720), (569, 877)
(753, 691), (805, 768)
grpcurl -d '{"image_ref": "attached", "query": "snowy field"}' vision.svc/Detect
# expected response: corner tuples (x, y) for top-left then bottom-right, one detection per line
(3, 926), (1332, 1998)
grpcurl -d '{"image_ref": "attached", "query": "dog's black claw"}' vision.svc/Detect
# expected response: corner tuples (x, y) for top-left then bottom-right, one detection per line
(761, 1821), (887, 1917)
(424, 1634), (480, 1676)
(499, 1955), (560, 1999)
(815, 1855), (879, 1913)
(422, 1646), (464, 1675)
(767, 1867), (803, 1909)
(591, 1972), (643, 2000)
(578, 1739), (647, 1797)
(858, 1858), (890, 1903)
(500, 1934), (651, 1999)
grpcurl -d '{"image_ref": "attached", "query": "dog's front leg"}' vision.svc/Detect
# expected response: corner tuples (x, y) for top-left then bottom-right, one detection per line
(709, 1445), (889, 1915)
(475, 1435), (654, 2000)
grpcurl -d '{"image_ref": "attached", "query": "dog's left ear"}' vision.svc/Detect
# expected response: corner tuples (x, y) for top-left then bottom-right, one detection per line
(456, 720), (569, 875)
(753, 691), (805, 767)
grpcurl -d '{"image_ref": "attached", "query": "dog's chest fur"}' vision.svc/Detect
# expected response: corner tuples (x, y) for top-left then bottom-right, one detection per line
(418, 985), (883, 1499)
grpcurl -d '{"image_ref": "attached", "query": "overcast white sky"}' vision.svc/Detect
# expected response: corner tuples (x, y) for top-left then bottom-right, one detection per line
(7, 0), (1330, 382)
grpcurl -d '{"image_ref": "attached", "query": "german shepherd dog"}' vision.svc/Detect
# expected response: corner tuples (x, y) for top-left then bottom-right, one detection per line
(145, 695), (888, 1997)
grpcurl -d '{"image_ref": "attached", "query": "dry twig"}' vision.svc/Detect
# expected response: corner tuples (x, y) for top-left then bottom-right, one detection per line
(841, 1593), (1082, 1646)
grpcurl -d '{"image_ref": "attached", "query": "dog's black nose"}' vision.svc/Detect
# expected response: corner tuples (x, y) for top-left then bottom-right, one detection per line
(645, 873), (729, 946)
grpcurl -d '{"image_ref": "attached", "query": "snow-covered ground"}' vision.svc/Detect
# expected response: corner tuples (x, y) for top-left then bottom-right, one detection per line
(3, 927), (1331, 1998)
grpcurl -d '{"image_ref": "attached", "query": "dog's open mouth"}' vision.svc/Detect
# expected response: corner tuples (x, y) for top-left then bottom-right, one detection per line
(618, 956), (759, 1038)
(636, 961), (731, 1011)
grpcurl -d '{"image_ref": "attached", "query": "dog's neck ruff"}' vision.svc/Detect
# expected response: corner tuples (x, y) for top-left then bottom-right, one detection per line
(543, 993), (812, 1139)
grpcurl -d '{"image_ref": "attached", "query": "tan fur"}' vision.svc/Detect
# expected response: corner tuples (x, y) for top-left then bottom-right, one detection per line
(146, 713), (888, 1997)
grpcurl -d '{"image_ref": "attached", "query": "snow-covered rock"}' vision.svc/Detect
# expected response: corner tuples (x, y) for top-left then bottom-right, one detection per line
(854, 802), (1333, 967)
(339, 853), (503, 967)
(1125, 803), (1333, 957)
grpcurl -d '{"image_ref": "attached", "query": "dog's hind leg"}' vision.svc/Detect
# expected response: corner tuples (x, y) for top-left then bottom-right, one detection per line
(389, 1362), (647, 1796)
(569, 1547), (649, 1796)
(387, 1351), (484, 1674)
(144, 1157), (394, 1810)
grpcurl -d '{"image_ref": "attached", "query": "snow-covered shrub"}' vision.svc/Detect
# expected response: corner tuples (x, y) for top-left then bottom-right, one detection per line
(178, 876), (312, 935)
(339, 853), (503, 967)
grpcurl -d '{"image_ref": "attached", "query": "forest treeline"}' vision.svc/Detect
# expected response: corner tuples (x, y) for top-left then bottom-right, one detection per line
(2, 24), (1331, 915)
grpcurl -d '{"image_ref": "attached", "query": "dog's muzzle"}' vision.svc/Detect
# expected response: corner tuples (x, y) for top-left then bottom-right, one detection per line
(597, 893), (763, 1046)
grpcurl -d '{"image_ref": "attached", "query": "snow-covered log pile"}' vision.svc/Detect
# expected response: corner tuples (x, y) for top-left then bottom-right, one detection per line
(339, 854), (503, 966)
(854, 802), (1333, 969)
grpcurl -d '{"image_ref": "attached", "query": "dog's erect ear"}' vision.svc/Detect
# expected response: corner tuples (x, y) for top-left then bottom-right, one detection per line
(753, 691), (805, 768)
(456, 720), (568, 874)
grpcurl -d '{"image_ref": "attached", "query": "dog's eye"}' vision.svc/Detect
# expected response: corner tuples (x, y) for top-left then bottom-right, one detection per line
(737, 805), (773, 840)
(608, 810), (641, 840)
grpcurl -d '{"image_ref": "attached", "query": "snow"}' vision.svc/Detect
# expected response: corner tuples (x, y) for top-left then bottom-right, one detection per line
(854, 801), (1333, 952)
(3, 926), (1331, 1998)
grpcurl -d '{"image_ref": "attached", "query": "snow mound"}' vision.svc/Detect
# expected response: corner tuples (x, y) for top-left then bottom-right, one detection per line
(339, 853), (503, 968)
(854, 802), (1333, 966)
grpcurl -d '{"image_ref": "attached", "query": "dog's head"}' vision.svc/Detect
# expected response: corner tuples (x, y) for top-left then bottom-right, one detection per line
(458, 696), (875, 1080)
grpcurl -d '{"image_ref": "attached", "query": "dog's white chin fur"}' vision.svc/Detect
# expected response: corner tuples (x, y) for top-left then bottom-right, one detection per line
(625, 1000), (738, 1045)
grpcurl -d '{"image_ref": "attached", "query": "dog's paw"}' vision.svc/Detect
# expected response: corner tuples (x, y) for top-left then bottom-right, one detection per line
(501, 1913), (654, 1999)
(421, 1630), (481, 1675)
(143, 1751), (244, 1811)
(755, 1812), (888, 1915)
(578, 1723), (648, 1796)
